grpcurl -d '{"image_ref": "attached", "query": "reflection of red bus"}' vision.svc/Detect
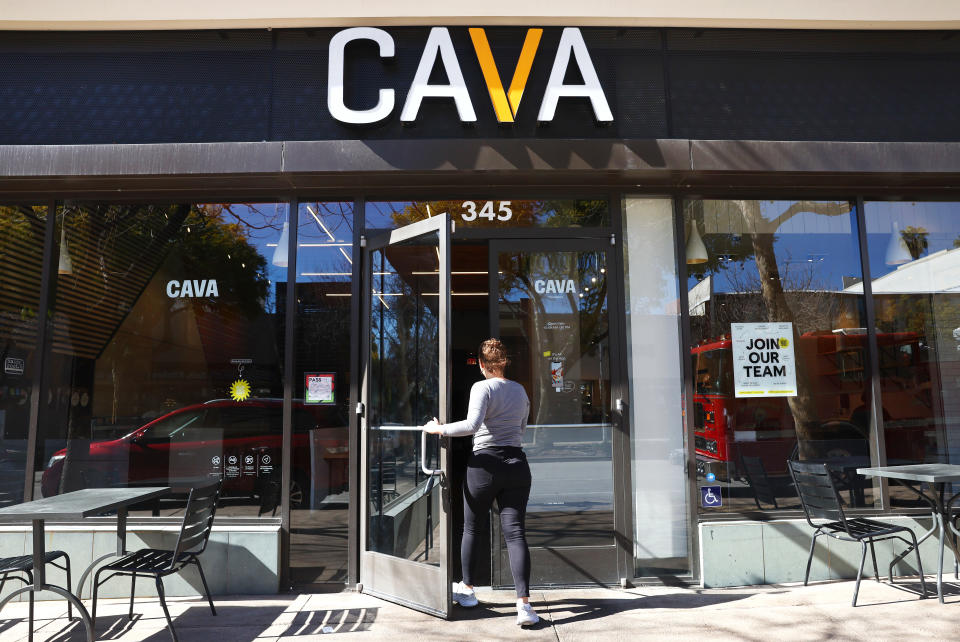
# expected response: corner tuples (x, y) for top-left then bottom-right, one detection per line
(692, 330), (931, 481)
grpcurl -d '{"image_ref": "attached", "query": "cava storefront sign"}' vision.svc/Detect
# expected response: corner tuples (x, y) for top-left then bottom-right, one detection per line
(328, 27), (613, 125)
(731, 322), (798, 398)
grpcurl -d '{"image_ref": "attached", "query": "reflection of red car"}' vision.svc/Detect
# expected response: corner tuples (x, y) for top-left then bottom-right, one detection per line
(41, 399), (348, 507)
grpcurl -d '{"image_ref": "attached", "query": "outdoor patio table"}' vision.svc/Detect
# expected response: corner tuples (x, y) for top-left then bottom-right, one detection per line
(0, 486), (170, 641)
(857, 464), (960, 603)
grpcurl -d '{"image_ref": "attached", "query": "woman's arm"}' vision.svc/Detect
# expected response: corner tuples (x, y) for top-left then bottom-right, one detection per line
(438, 381), (490, 437)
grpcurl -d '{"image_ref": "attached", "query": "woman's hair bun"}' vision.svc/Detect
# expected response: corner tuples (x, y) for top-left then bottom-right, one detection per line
(479, 338), (510, 371)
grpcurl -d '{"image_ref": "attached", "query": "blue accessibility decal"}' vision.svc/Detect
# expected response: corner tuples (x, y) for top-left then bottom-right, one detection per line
(700, 485), (722, 508)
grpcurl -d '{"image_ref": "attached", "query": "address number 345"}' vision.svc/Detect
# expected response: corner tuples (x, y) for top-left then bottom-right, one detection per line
(460, 201), (512, 222)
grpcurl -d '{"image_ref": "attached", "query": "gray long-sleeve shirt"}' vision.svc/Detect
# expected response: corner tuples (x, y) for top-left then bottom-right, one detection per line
(441, 378), (530, 451)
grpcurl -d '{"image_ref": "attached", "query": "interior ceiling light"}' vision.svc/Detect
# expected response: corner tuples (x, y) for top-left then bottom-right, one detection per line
(57, 224), (73, 275)
(686, 221), (708, 265)
(272, 215), (289, 268)
(885, 220), (912, 266)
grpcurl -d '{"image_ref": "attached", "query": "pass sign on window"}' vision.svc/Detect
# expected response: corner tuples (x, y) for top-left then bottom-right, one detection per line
(731, 322), (798, 398)
(305, 373), (335, 405)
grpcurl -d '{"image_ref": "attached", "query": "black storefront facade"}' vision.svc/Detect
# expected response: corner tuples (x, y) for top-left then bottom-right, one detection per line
(3, 26), (960, 603)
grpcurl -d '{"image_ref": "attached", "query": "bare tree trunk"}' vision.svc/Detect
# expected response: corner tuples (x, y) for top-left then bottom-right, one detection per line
(737, 200), (850, 460)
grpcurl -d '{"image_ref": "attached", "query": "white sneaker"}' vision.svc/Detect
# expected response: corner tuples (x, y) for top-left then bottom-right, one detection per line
(516, 602), (539, 627)
(452, 581), (478, 608)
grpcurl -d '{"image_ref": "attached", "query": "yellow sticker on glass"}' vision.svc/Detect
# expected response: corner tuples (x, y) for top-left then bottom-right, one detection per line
(230, 379), (251, 402)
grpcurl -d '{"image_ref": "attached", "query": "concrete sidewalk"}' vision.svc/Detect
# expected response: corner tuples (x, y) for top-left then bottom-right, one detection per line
(1, 576), (958, 642)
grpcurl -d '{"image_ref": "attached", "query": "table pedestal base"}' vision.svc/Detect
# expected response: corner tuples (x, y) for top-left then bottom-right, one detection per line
(0, 583), (94, 641)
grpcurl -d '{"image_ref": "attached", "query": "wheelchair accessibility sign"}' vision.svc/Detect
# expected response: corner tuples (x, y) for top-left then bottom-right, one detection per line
(700, 486), (722, 508)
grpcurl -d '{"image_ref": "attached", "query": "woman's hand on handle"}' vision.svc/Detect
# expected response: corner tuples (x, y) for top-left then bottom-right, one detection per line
(422, 418), (444, 435)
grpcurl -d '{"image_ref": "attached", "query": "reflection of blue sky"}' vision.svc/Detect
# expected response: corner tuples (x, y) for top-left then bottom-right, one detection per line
(296, 202), (355, 286)
(864, 202), (960, 281)
(688, 201), (863, 294)
(202, 202), (289, 314)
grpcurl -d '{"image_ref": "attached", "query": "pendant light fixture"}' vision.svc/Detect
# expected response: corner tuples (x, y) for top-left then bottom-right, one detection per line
(271, 210), (289, 268)
(884, 220), (912, 266)
(686, 220), (708, 265)
(57, 223), (73, 275)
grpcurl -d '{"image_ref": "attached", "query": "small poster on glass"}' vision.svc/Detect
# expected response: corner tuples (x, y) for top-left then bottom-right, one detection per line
(305, 372), (335, 405)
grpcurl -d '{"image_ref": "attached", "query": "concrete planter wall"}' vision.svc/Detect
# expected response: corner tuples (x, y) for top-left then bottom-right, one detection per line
(0, 522), (280, 602)
(700, 517), (947, 588)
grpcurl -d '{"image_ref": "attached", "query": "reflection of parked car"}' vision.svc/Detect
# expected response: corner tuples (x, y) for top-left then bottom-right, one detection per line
(41, 399), (348, 508)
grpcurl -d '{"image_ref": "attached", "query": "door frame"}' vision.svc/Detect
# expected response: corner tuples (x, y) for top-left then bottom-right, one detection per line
(487, 236), (634, 586)
(357, 213), (454, 617)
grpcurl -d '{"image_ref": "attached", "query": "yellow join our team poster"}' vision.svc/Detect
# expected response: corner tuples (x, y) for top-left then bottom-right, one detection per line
(731, 322), (798, 398)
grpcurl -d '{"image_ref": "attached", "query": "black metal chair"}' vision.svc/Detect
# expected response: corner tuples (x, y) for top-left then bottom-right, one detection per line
(788, 460), (927, 606)
(91, 481), (221, 641)
(0, 551), (72, 642)
(741, 455), (780, 509)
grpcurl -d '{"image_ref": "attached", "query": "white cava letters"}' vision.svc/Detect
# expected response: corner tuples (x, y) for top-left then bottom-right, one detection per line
(534, 279), (577, 294)
(166, 280), (219, 298)
(328, 27), (396, 124)
(400, 27), (477, 123)
(538, 28), (613, 122)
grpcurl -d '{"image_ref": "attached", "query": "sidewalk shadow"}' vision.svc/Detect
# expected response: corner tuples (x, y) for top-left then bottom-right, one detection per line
(542, 592), (753, 628)
(453, 591), (752, 630)
(19, 613), (144, 642)
(137, 605), (376, 641)
(451, 603), (554, 631)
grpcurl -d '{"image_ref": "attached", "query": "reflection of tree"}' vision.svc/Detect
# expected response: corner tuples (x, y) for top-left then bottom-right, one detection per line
(901, 226), (929, 261)
(60, 203), (269, 322)
(55, 203), (276, 490)
(0, 206), (46, 349)
(500, 251), (607, 425)
(720, 257), (851, 335)
(688, 200), (853, 459)
(370, 257), (439, 429)
(389, 199), (606, 229)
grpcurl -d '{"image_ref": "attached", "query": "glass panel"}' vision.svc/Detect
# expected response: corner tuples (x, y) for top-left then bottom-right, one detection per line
(366, 200), (609, 231)
(0, 205), (46, 507)
(291, 201), (354, 584)
(497, 246), (614, 547)
(684, 199), (869, 513)
(863, 202), (960, 505)
(39, 202), (288, 517)
(622, 197), (688, 576)
(367, 233), (442, 562)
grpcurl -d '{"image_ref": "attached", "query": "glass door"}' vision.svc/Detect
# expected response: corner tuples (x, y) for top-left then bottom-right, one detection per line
(490, 239), (622, 585)
(359, 214), (452, 617)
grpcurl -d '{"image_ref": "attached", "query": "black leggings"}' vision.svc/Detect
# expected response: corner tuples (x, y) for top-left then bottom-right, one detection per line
(461, 446), (532, 598)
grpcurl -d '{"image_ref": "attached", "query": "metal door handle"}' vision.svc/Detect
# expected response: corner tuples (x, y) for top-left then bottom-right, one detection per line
(421, 431), (441, 476)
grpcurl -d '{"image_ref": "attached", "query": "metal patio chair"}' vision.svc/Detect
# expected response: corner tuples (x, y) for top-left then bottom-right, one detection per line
(91, 481), (222, 641)
(788, 460), (927, 606)
(0, 551), (72, 642)
(741, 455), (780, 510)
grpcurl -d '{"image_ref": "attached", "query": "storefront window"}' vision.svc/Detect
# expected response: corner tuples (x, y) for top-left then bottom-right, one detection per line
(365, 199), (609, 230)
(623, 197), (688, 576)
(38, 202), (288, 517)
(0, 205), (46, 507)
(863, 202), (960, 506)
(684, 199), (869, 513)
(290, 201), (354, 583)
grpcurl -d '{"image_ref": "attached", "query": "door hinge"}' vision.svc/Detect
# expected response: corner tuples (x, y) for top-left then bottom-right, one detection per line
(451, 220), (456, 235)
(360, 235), (367, 248)
(355, 402), (365, 416)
